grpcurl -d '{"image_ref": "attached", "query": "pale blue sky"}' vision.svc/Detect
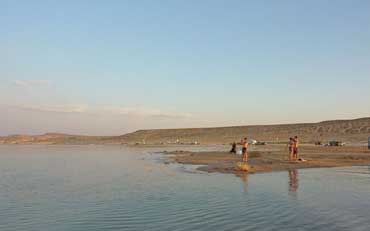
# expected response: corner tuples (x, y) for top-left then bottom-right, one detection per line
(1, 0), (370, 135)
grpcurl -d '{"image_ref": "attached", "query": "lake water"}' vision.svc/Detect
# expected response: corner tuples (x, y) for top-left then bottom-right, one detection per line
(1, 145), (370, 231)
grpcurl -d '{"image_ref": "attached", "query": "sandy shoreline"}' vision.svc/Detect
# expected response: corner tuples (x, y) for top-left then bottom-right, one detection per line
(165, 145), (370, 174)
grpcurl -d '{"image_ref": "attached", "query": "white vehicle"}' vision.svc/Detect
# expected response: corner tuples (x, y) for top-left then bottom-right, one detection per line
(248, 139), (257, 145)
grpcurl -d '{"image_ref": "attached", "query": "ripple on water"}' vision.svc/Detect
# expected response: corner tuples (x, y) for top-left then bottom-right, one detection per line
(0, 146), (370, 231)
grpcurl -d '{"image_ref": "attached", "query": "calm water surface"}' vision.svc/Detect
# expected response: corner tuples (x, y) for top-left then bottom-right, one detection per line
(0, 145), (370, 231)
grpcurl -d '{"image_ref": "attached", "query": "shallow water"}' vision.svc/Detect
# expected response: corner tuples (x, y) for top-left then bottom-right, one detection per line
(0, 145), (370, 231)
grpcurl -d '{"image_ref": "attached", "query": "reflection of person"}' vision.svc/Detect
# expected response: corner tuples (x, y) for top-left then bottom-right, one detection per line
(230, 142), (237, 154)
(288, 169), (299, 194)
(235, 172), (249, 193)
(293, 136), (299, 160)
(242, 138), (249, 162)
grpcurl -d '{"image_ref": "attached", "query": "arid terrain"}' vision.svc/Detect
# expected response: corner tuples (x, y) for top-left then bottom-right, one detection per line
(1, 117), (370, 144)
(0, 133), (117, 145)
(121, 117), (370, 144)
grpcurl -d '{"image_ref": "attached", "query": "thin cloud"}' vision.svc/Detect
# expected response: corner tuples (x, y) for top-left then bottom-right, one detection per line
(14, 80), (51, 87)
(12, 104), (192, 119)
(104, 106), (192, 119)
(15, 104), (89, 113)
(150, 112), (193, 119)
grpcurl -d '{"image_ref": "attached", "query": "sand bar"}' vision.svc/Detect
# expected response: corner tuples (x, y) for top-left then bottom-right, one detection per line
(165, 145), (370, 174)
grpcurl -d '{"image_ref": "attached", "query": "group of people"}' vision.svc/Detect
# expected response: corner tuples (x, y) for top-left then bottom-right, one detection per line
(229, 136), (300, 162)
(229, 137), (249, 162)
(288, 136), (299, 161)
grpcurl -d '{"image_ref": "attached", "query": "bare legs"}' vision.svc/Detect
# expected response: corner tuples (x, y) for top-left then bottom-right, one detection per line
(289, 148), (294, 161)
(242, 150), (248, 162)
(293, 148), (298, 161)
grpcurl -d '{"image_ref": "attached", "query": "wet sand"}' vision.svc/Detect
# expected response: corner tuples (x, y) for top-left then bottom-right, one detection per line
(165, 145), (370, 174)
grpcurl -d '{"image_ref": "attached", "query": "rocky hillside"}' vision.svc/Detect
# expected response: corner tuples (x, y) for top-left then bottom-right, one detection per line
(1, 117), (370, 145)
(120, 117), (370, 144)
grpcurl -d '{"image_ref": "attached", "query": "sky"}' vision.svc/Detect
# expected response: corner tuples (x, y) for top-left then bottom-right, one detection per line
(1, 0), (370, 135)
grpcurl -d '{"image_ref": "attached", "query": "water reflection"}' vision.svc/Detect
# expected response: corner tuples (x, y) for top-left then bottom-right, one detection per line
(2, 146), (370, 231)
(235, 172), (249, 193)
(288, 169), (299, 196)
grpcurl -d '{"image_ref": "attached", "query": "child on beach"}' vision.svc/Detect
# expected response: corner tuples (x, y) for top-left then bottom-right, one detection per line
(230, 142), (237, 154)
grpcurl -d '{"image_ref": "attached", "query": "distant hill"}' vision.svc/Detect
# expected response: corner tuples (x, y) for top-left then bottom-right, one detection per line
(0, 133), (119, 145)
(120, 117), (370, 144)
(1, 117), (370, 145)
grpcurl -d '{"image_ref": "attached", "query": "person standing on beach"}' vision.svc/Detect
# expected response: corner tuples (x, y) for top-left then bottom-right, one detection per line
(242, 137), (249, 162)
(288, 137), (294, 161)
(230, 142), (237, 154)
(293, 136), (299, 160)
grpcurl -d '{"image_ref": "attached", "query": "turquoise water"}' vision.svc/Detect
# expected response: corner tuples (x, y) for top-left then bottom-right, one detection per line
(0, 145), (370, 231)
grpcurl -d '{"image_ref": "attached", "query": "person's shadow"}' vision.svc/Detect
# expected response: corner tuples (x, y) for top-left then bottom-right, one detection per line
(288, 169), (299, 197)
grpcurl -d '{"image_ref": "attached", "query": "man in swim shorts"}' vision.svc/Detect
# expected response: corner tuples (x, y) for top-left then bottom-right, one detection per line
(242, 137), (249, 162)
(288, 137), (294, 161)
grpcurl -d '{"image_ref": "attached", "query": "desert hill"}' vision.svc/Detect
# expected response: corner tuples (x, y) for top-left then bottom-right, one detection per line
(119, 117), (370, 144)
(0, 133), (117, 145)
(1, 117), (369, 145)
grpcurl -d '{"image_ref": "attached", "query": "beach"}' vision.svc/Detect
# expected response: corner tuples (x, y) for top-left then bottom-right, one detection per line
(165, 144), (370, 174)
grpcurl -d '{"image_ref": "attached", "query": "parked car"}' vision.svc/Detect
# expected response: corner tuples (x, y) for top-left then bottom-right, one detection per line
(326, 141), (345, 146)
